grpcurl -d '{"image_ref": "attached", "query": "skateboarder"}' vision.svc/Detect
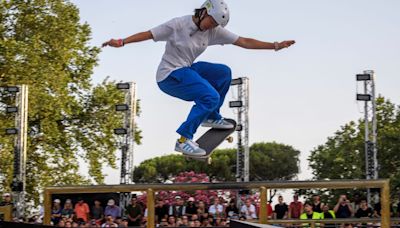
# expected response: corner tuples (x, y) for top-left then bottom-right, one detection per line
(102, 0), (295, 157)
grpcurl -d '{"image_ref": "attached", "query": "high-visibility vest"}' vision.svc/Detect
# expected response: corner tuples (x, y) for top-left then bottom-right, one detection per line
(320, 210), (336, 219)
(300, 212), (322, 227)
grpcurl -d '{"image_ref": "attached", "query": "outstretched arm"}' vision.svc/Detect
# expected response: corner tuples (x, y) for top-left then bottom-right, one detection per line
(102, 31), (153, 48)
(234, 37), (295, 51)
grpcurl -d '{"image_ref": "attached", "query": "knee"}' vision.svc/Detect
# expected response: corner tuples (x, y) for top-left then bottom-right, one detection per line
(200, 91), (220, 111)
(218, 64), (232, 82)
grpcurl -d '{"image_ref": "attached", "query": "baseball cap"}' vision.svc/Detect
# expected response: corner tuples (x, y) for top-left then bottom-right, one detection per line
(53, 199), (61, 203)
(3, 193), (11, 197)
(188, 197), (195, 202)
(175, 195), (181, 199)
(108, 199), (115, 206)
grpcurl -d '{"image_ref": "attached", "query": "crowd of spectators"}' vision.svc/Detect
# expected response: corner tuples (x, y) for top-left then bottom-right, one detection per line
(2, 191), (400, 227)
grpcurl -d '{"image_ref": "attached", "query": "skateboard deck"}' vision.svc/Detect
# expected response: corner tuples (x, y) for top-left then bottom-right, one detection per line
(185, 118), (237, 163)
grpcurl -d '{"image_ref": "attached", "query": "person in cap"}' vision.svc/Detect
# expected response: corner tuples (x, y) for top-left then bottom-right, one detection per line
(61, 199), (74, 219)
(104, 199), (121, 220)
(102, 0), (295, 157)
(0, 193), (13, 206)
(51, 199), (62, 225)
(185, 197), (198, 218)
(169, 195), (186, 217)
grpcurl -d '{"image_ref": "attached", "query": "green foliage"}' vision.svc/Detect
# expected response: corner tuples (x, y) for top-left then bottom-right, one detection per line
(133, 142), (300, 183)
(0, 0), (141, 205)
(309, 97), (400, 199)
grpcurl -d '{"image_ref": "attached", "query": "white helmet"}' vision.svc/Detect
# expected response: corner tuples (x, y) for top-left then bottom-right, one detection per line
(201, 0), (230, 27)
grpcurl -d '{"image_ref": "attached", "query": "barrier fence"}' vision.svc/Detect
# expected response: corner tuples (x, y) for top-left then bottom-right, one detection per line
(43, 179), (391, 227)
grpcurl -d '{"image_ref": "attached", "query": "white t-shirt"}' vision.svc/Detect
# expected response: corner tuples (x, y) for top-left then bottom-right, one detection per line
(150, 15), (239, 82)
(240, 204), (257, 219)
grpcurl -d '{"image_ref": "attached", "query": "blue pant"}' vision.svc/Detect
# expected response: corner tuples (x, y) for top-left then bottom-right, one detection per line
(158, 61), (232, 139)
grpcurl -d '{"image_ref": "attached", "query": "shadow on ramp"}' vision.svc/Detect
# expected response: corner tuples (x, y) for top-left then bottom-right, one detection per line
(230, 220), (283, 228)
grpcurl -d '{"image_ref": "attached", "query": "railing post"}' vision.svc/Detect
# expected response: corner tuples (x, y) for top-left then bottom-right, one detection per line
(381, 180), (390, 228)
(147, 188), (155, 228)
(311, 221), (316, 228)
(259, 186), (268, 224)
(43, 189), (52, 225)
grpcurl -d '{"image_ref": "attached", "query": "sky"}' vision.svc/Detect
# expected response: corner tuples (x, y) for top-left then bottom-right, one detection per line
(70, 0), (400, 185)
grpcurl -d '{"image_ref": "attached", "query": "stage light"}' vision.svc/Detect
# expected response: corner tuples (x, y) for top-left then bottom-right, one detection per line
(116, 83), (130, 90)
(115, 104), (129, 111)
(229, 101), (243, 108)
(6, 106), (18, 113)
(357, 94), (371, 101)
(114, 128), (127, 135)
(231, 78), (243, 86)
(356, 74), (372, 81)
(5, 128), (18, 135)
(6, 86), (19, 93)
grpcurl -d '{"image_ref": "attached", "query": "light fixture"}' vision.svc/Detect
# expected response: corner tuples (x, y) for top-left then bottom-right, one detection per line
(229, 101), (243, 108)
(114, 128), (127, 135)
(5, 128), (18, 135)
(356, 74), (372, 81)
(357, 94), (372, 101)
(116, 83), (130, 90)
(115, 104), (129, 111)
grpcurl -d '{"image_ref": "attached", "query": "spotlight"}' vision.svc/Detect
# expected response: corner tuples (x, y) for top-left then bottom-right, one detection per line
(115, 104), (129, 111)
(5, 128), (18, 135)
(356, 74), (372, 81)
(229, 101), (243, 108)
(357, 94), (371, 101)
(6, 106), (18, 113)
(231, 78), (243, 86)
(116, 83), (130, 90)
(114, 128), (127, 135)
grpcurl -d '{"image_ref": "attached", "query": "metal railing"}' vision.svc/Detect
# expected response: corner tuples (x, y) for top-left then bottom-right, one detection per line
(43, 179), (391, 227)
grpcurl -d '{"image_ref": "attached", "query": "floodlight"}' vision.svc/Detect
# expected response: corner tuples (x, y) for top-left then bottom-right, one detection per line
(6, 106), (18, 113)
(116, 83), (130, 90)
(357, 94), (371, 101)
(6, 86), (19, 93)
(229, 101), (243, 108)
(5, 128), (18, 135)
(231, 78), (243, 86)
(115, 104), (129, 111)
(356, 74), (372, 81)
(114, 128), (127, 135)
(236, 124), (243, 131)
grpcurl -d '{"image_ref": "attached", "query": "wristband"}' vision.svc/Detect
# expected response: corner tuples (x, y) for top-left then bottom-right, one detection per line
(118, 39), (125, 47)
(274, 42), (279, 51)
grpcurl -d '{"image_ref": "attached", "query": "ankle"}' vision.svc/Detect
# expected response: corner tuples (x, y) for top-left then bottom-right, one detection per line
(178, 136), (187, 143)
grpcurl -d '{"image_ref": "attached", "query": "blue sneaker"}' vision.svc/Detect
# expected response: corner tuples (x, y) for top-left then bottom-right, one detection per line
(175, 139), (206, 156)
(201, 118), (234, 129)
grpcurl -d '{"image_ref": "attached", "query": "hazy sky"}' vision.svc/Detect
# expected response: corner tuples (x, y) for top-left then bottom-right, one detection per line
(70, 0), (400, 184)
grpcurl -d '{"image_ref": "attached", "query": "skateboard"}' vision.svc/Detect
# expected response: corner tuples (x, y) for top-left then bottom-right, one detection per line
(185, 118), (237, 164)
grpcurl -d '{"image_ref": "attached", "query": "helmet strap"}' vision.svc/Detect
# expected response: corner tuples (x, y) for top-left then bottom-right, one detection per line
(194, 8), (207, 31)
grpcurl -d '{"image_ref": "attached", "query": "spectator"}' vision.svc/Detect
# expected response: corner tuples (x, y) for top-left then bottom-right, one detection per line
(125, 196), (143, 227)
(155, 198), (169, 223)
(196, 201), (208, 222)
(334, 194), (353, 218)
(256, 201), (273, 219)
(168, 215), (177, 227)
(101, 215), (118, 227)
(74, 197), (90, 222)
(312, 194), (324, 213)
(104, 199), (121, 220)
(120, 218), (129, 227)
(225, 199), (239, 219)
(61, 199), (74, 219)
(240, 199), (257, 220)
(169, 196), (186, 217)
(320, 204), (336, 228)
(273, 195), (288, 219)
(91, 199), (104, 225)
(208, 197), (224, 219)
(288, 194), (303, 219)
(350, 192), (362, 212)
(355, 198), (373, 228)
(300, 202), (322, 227)
(0, 193), (13, 206)
(159, 218), (169, 227)
(181, 215), (190, 227)
(194, 219), (202, 227)
(185, 197), (198, 218)
(51, 199), (62, 225)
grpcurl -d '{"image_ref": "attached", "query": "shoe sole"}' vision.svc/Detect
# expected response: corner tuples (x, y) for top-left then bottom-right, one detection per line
(201, 123), (234, 129)
(175, 148), (206, 156)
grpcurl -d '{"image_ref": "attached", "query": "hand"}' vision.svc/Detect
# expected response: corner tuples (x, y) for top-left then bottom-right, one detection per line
(102, 39), (124, 48)
(277, 40), (296, 50)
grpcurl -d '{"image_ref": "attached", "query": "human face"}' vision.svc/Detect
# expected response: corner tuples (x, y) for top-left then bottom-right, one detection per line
(199, 15), (218, 31)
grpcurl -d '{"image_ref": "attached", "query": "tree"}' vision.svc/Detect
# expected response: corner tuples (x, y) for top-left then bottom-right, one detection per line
(0, 0), (141, 206)
(133, 142), (300, 183)
(309, 97), (400, 199)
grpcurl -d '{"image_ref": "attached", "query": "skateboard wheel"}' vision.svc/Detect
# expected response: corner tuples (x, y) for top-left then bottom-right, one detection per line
(207, 157), (212, 165)
(226, 136), (233, 143)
